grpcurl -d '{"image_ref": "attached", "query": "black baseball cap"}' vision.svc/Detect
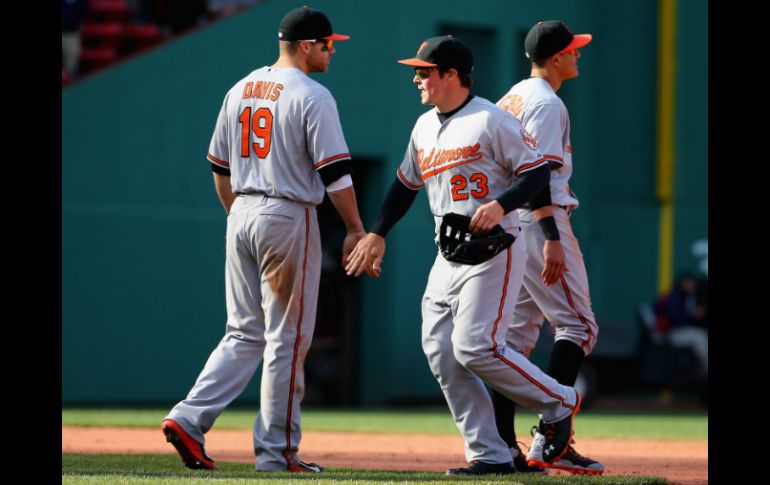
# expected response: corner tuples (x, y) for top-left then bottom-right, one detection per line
(398, 35), (474, 73)
(524, 21), (592, 61)
(278, 6), (350, 41)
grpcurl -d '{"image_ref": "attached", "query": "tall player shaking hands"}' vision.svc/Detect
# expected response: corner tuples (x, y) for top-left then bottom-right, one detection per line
(162, 6), (371, 473)
(493, 20), (604, 475)
(346, 35), (582, 475)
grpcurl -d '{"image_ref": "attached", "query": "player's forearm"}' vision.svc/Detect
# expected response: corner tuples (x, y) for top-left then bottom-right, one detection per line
(532, 205), (554, 220)
(494, 164), (550, 214)
(530, 182), (554, 219)
(327, 185), (365, 233)
(370, 177), (419, 238)
(531, 190), (560, 241)
(212, 173), (235, 214)
(534, 209), (560, 240)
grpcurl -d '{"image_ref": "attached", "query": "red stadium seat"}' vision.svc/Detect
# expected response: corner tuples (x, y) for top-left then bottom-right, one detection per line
(78, 47), (119, 75)
(122, 24), (165, 53)
(86, 0), (133, 22)
(80, 21), (125, 48)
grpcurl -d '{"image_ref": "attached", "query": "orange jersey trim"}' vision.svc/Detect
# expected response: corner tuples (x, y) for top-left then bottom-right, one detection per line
(494, 351), (577, 411)
(398, 167), (424, 190)
(286, 208), (310, 454)
(207, 153), (230, 168)
(313, 153), (351, 170)
(559, 275), (595, 352)
(421, 157), (482, 180)
(491, 247), (576, 411)
(489, 246), (513, 354)
(543, 154), (564, 164)
(514, 158), (548, 176)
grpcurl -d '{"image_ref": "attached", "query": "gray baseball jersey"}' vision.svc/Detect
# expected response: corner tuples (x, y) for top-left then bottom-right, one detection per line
(397, 96), (548, 239)
(401, 96), (580, 464)
(497, 77), (598, 357)
(167, 65), (347, 471)
(498, 77), (578, 208)
(207, 66), (350, 205)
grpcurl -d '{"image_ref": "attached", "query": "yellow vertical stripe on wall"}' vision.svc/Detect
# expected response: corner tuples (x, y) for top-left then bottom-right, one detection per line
(657, 0), (676, 293)
(658, 203), (674, 291)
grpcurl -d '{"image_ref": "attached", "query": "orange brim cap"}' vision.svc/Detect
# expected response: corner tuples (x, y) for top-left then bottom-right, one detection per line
(397, 58), (438, 67)
(558, 33), (592, 53)
(325, 33), (350, 40)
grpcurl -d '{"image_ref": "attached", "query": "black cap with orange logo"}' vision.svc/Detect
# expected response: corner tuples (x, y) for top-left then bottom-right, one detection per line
(278, 6), (350, 41)
(524, 21), (592, 61)
(398, 35), (474, 74)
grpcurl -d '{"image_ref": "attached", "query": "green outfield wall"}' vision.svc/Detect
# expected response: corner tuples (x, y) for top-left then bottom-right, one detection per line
(62, 0), (707, 405)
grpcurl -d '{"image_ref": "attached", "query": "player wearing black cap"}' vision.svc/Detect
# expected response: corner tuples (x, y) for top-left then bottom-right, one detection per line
(494, 20), (604, 475)
(161, 5), (369, 473)
(346, 35), (583, 475)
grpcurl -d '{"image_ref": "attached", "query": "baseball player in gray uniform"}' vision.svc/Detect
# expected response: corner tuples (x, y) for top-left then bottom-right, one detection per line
(345, 35), (582, 475)
(161, 6), (370, 473)
(492, 20), (604, 475)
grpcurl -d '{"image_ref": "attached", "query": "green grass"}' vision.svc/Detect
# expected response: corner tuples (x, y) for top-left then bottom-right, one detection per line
(62, 454), (669, 485)
(62, 408), (707, 441)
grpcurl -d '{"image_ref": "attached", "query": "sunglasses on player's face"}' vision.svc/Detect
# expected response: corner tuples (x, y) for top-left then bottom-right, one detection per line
(414, 67), (436, 79)
(301, 38), (334, 51)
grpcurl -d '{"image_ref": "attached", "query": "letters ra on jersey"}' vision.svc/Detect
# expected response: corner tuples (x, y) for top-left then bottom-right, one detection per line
(398, 98), (545, 212)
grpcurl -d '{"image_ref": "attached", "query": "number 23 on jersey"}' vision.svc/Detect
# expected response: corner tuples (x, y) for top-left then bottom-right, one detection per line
(451, 172), (489, 200)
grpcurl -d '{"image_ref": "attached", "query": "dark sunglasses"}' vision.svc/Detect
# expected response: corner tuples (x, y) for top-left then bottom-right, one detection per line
(414, 67), (435, 79)
(302, 38), (334, 51)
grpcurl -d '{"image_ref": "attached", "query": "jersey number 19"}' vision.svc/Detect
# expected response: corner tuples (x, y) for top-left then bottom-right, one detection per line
(239, 107), (273, 158)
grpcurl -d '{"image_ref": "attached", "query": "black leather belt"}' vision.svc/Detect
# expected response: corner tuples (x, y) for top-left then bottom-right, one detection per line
(237, 191), (279, 199)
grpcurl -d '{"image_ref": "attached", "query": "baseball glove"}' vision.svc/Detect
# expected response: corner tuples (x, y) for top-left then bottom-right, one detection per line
(439, 212), (515, 265)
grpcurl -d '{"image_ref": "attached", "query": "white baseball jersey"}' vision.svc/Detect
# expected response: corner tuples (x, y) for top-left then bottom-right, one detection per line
(207, 66), (350, 206)
(497, 77), (599, 356)
(407, 96), (580, 465)
(167, 64), (348, 471)
(497, 77), (579, 209)
(396, 96), (547, 236)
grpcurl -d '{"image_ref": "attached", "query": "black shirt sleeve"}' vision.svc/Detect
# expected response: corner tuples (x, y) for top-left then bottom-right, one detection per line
(529, 181), (553, 210)
(211, 163), (231, 176)
(495, 164), (550, 214)
(370, 177), (419, 238)
(318, 159), (353, 186)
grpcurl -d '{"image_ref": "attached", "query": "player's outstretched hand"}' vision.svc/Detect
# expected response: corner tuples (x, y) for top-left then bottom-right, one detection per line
(542, 240), (567, 285)
(345, 233), (385, 277)
(469, 200), (505, 235)
(341, 229), (368, 269)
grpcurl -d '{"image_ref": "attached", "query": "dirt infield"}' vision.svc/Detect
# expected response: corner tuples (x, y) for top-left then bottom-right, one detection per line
(62, 427), (707, 484)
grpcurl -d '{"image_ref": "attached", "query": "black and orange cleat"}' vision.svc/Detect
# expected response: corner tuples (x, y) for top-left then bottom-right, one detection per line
(527, 391), (583, 467)
(161, 419), (217, 470)
(548, 444), (605, 475)
(511, 442), (547, 473)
